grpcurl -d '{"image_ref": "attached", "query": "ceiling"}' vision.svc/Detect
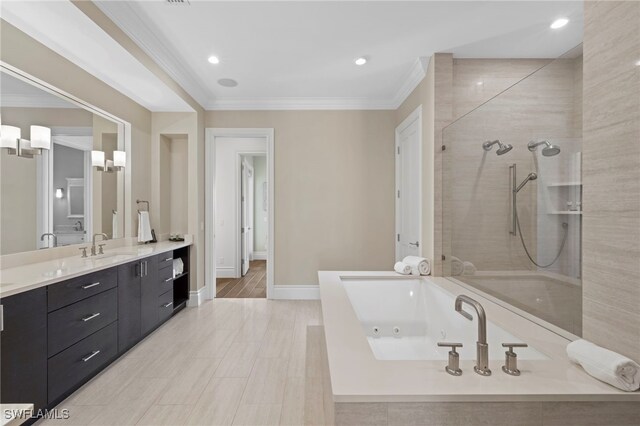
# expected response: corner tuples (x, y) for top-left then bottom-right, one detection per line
(97, 0), (584, 110)
(1, 1), (583, 112)
(0, 0), (193, 112)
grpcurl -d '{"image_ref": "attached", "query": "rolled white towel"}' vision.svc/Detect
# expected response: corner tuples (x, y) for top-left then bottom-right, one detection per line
(394, 261), (412, 275)
(567, 339), (640, 391)
(462, 261), (477, 276)
(402, 256), (431, 276)
(450, 256), (464, 276)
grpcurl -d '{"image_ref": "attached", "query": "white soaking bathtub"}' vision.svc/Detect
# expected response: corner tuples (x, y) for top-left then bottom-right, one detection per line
(342, 277), (548, 361)
(318, 271), (640, 407)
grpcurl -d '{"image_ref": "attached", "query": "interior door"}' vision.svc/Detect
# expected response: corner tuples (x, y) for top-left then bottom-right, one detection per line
(396, 115), (421, 260)
(241, 161), (250, 276)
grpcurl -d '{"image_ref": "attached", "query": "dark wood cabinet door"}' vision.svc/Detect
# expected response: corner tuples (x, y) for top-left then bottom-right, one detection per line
(0, 287), (48, 411)
(140, 257), (159, 335)
(117, 261), (141, 352)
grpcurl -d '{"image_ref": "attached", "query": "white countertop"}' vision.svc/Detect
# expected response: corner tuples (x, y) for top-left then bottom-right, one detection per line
(0, 238), (192, 298)
(0, 404), (34, 426)
(319, 271), (640, 403)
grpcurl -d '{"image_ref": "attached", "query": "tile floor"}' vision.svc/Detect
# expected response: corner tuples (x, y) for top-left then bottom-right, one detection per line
(38, 299), (325, 426)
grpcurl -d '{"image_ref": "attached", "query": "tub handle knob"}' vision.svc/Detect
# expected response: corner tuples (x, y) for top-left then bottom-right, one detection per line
(437, 342), (463, 376)
(501, 342), (528, 376)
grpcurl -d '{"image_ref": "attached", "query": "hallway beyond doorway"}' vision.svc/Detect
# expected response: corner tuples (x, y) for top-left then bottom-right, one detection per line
(216, 260), (266, 298)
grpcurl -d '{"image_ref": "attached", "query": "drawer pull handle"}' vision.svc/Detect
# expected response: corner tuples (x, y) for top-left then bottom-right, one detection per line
(164, 257), (173, 262)
(164, 278), (172, 283)
(82, 350), (101, 362)
(81, 282), (100, 290)
(81, 312), (101, 322)
(162, 302), (173, 308)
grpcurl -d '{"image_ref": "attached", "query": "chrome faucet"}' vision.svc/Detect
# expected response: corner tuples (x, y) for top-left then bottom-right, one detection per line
(91, 233), (108, 256)
(41, 233), (57, 248)
(455, 295), (491, 376)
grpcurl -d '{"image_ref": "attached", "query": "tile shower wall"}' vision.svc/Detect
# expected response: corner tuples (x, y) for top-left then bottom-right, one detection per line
(442, 55), (583, 274)
(582, 1), (640, 361)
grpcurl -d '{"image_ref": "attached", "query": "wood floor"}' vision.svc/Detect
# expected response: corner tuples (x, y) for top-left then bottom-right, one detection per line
(37, 299), (326, 426)
(217, 260), (266, 298)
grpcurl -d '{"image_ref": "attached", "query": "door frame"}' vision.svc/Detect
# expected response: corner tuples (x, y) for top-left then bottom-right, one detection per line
(239, 156), (255, 277)
(205, 128), (274, 300)
(395, 105), (423, 260)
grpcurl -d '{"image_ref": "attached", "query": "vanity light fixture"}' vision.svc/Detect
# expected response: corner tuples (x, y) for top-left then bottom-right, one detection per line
(550, 18), (569, 29)
(92, 150), (126, 172)
(0, 123), (51, 158)
(55, 188), (64, 199)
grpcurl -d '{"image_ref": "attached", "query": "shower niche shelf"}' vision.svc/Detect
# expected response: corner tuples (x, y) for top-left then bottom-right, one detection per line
(547, 181), (582, 187)
(548, 211), (582, 215)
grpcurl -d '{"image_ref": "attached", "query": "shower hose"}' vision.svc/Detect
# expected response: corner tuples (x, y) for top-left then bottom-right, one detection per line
(514, 205), (568, 268)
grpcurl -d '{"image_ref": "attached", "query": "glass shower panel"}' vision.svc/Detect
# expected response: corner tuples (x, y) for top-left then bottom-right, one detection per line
(442, 46), (583, 336)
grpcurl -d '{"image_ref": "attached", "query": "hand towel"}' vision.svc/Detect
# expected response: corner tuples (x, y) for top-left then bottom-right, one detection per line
(112, 211), (119, 239)
(137, 211), (153, 243)
(567, 339), (640, 391)
(462, 261), (477, 276)
(394, 261), (412, 275)
(450, 256), (464, 276)
(402, 256), (431, 276)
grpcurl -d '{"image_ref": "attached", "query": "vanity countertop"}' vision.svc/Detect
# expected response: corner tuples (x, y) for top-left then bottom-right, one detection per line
(0, 238), (192, 298)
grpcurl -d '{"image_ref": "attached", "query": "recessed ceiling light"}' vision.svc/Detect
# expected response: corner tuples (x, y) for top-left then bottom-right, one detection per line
(218, 78), (238, 88)
(208, 56), (220, 64)
(476, 81), (484, 86)
(550, 18), (569, 29)
(354, 57), (367, 66)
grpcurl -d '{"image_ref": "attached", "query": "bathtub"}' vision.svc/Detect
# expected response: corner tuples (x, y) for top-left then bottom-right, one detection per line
(342, 277), (548, 361)
(318, 271), (640, 409)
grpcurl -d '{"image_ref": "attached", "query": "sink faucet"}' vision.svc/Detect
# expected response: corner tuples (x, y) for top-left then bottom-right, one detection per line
(91, 233), (108, 256)
(455, 295), (491, 376)
(41, 233), (57, 248)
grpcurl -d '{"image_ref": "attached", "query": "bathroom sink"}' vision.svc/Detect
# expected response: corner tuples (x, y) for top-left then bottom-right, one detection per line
(84, 252), (136, 262)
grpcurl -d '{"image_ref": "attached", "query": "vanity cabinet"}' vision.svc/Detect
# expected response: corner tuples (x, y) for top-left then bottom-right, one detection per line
(117, 261), (142, 352)
(141, 256), (160, 336)
(0, 288), (48, 413)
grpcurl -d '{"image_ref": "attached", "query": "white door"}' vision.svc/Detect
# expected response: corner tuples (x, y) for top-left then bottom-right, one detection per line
(241, 161), (251, 276)
(396, 108), (422, 260)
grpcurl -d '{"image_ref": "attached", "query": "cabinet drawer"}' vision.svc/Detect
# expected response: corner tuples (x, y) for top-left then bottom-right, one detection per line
(158, 266), (173, 294)
(48, 268), (117, 312)
(48, 288), (118, 357)
(158, 289), (174, 323)
(157, 252), (174, 270)
(48, 322), (117, 404)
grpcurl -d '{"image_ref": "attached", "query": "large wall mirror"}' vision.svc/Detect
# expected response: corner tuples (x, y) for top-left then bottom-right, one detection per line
(0, 67), (129, 255)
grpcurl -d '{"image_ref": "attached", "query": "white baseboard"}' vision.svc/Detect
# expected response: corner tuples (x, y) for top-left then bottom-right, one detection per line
(216, 267), (237, 278)
(253, 251), (267, 260)
(271, 285), (319, 300)
(187, 288), (204, 307)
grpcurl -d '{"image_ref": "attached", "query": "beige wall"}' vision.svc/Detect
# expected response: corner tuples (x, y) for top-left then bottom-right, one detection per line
(582, 1), (640, 361)
(206, 110), (396, 286)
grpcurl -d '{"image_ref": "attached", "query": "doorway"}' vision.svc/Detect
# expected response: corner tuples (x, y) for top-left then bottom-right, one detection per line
(205, 129), (274, 299)
(395, 106), (422, 260)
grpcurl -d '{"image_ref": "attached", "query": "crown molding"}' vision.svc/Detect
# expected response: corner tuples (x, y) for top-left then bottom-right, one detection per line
(95, 1), (211, 108)
(390, 57), (428, 109)
(205, 97), (397, 111)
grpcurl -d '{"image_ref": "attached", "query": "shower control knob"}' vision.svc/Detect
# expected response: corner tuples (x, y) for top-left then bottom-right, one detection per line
(501, 343), (528, 376)
(437, 342), (463, 376)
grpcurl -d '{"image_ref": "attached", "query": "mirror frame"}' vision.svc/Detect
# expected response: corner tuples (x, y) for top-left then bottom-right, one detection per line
(0, 62), (133, 254)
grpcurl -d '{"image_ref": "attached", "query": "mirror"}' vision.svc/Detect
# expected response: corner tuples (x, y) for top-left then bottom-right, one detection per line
(0, 70), (127, 255)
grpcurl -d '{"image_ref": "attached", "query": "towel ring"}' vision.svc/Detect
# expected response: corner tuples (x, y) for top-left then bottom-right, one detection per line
(136, 199), (150, 212)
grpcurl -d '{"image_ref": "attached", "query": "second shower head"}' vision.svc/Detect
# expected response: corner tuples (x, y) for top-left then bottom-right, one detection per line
(483, 140), (513, 155)
(528, 140), (561, 157)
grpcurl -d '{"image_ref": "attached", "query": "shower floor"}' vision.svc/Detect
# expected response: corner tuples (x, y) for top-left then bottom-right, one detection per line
(455, 273), (582, 336)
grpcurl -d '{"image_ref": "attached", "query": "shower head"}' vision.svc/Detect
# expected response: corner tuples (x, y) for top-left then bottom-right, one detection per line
(528, 140), (561, 157)
(515, 172), (538, 193)
(483, 140), (513, 156)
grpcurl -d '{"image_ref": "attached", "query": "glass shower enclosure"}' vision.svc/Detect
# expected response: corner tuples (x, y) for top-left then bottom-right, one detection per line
(442, 46), (583, 337)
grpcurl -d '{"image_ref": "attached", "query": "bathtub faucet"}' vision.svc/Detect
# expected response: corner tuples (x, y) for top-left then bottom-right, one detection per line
(455, 295), (491, 376)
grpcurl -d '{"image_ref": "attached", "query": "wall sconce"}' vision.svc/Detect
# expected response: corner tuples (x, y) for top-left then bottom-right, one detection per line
(92, 150), (126, 172)
(0, 124), (51, 158)
(55, 188), (64, 199)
